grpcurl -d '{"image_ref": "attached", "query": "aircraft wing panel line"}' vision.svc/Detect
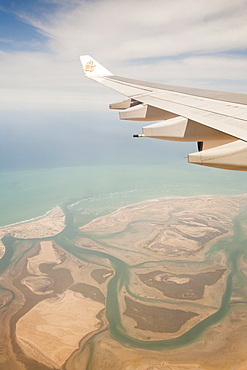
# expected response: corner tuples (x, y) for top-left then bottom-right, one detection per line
(89, 73), (247, 142)
(152, 92), (247, 119)
(131, 91), (247, 121)
(80, 55), (247, 170)
(101, 76), (247, 123)
(95, 75), (247, 142)
(108, 75), (247, 105)
(87, 71), (247, 120)
(142, 93), (246, 120)
(130, 93), (247, 142)
(92, 76), (154, 97)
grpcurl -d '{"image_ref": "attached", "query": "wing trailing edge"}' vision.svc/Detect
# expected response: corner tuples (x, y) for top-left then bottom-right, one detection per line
(80, 55), (247, 171)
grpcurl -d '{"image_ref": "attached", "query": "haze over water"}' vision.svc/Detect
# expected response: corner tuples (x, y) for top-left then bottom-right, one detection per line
(1, 163), (247, 227)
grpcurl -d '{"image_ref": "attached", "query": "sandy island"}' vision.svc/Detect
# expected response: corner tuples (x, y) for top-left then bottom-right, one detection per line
(16, 290), (104, 367)
(1, 195), (247, 369)
(0, 207), (66, 260)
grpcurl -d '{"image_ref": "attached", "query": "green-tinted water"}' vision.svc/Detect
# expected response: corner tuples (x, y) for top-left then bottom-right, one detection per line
(1, 165), (247, 364)
(2, 202), (242, 351)
(1, 164), (247, 227)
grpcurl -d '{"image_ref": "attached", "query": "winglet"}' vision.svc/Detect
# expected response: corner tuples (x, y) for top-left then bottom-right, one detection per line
(80, 55), (113, 78)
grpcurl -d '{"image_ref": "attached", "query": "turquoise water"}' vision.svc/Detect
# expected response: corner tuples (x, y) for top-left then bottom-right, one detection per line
(1, 199), (243, 354)
(1, 164), (247, 363)
(2, 201), (245, 353)
(1, 163), (247, 227)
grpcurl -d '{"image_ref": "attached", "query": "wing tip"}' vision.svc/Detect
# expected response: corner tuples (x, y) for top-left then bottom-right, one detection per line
(80, 55), (113, 78)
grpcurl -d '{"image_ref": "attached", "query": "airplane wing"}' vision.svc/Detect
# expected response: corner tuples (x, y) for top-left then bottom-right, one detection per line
(80, 55), (247, 171)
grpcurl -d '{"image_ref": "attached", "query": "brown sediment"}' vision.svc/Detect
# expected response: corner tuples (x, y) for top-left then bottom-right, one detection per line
(142, 225), (226, 257)
(16, 290), (105, 367)
(6, 242), (74, 369)
(38, 264), (74, 293)
(123, 296), (198, 333)
(7, 240), (107, 368)
(73, 304), (247, 370)
(79, 196), (243, 235)
(27, 241), (62, 275)
(21, 276), (54, 295)
(5, 242), (55, 369)
(91, 268), (114, 284)
(2, 195), (247, 369)
(70, 283), (105, 304)
(138, 269), (226, 300)
(77, 196), (244, 265)
(0, 288), (13, 308)
(99, 304), (247, 370)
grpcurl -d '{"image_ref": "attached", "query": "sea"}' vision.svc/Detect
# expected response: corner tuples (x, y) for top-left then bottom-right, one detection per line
(1, 163), (247, 228)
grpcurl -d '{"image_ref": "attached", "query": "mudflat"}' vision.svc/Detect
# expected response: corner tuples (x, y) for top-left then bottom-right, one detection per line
(1, 195), (247, 369)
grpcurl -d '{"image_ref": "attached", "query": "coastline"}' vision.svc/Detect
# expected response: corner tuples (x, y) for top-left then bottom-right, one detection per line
(1, 164), (247, 228)
(0, 207), (66, 259)
(0, 206), (60, 230)
(1, 194), (247, 369)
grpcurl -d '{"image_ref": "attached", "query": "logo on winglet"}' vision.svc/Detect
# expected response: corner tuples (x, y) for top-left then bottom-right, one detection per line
(85, 60), (96, 72)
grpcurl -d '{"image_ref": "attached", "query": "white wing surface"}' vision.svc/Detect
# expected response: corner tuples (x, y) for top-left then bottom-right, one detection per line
(80, 55), (247, 171)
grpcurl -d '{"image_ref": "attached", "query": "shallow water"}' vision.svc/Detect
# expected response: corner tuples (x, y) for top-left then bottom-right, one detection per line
(1, 164), (247, 227)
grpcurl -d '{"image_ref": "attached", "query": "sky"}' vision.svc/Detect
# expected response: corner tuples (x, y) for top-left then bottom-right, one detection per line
(0, 0), (247, 169)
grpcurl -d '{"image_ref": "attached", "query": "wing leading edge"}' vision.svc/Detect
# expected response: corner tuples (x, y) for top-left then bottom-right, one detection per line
(80, 55), (247, 171)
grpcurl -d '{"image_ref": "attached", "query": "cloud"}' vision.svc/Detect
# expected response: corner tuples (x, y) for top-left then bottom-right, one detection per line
(32, 0), (247, 60)
(0, 0), (246, 111)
